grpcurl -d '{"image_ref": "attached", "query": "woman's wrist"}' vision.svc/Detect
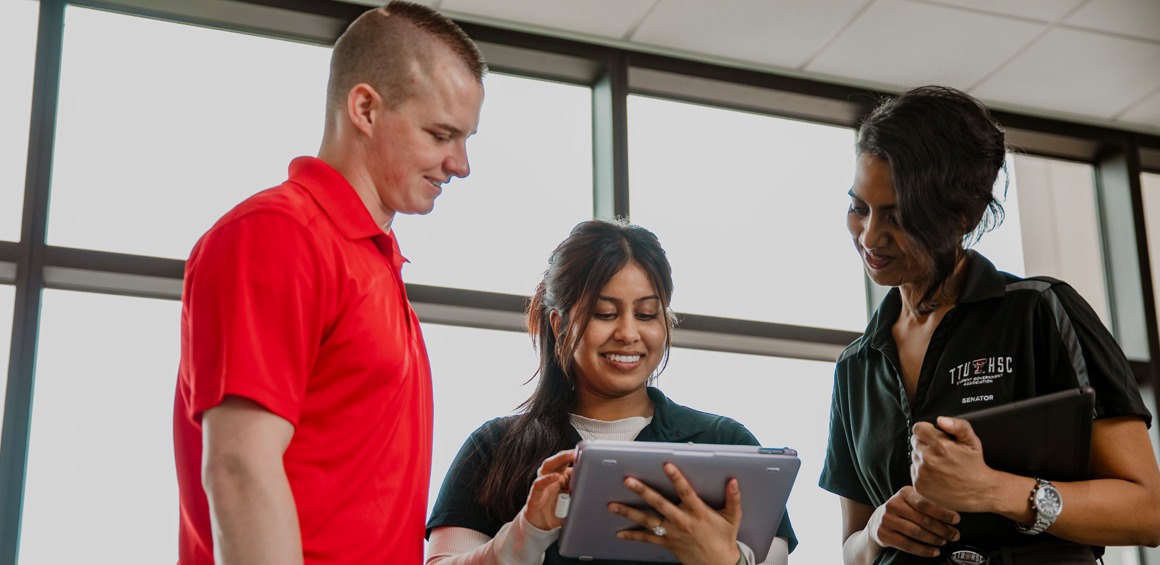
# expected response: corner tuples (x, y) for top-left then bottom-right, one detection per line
(984, 471), (1038, 522)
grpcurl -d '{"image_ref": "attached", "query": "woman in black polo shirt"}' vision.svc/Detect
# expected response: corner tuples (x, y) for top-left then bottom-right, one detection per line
(821, 85), (1160, 565)
(426, 220), (797, 565)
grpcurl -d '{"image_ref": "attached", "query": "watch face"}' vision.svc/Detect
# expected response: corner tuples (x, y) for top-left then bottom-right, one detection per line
(1035, 484), (1063, 518)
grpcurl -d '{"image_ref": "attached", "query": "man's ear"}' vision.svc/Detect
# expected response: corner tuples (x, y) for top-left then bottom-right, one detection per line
(346, 83), (382, 138)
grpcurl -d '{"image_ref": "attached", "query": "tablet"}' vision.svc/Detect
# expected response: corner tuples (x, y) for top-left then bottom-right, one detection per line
(957, 386), (1095, 482)
(558, 440), (799, 563)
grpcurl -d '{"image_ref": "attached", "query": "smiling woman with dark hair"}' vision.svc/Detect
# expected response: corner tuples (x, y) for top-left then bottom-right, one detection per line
(823, 85), (1160, 565)
(425, 219), (797, 565)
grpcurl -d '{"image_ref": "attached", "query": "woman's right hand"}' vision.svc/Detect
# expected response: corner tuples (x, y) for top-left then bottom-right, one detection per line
(866, 486), (961, 558)
(524, 449), (575, 531)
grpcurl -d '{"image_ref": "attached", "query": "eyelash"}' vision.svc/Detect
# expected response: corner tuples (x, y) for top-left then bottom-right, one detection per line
(594, 313), (659, 321)
(849, 204), (898, 225)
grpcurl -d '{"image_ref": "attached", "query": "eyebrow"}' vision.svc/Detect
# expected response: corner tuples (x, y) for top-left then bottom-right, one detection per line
(433, 123), (466, 136)
(848, 189), (896, 210)
(597, 295), (660, 305)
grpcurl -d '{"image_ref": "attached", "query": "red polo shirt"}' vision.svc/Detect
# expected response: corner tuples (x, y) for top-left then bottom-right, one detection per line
(174, 156), (433, 565)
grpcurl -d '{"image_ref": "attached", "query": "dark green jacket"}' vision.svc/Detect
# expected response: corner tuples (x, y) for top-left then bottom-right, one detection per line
(427, 387), (798, 563)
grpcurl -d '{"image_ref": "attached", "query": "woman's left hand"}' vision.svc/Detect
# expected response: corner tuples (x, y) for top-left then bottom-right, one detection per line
(910, 416), (1001, 513)
(608, 462), (742, 565)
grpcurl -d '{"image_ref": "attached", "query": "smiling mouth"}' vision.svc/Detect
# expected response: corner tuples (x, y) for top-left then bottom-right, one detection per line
(602, 353), (642, 363)
(864, 250), (894, 270)
(426, 178), (445, 190)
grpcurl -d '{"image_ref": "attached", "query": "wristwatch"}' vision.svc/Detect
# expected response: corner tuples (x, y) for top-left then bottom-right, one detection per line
(1016, 478), (1061, 535)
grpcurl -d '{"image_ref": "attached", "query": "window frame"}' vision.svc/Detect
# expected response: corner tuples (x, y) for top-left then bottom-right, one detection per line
(2, 1), (1159, 563)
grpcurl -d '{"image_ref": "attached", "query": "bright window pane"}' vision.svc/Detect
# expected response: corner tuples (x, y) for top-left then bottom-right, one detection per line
(0, 284), (14, 444)
(0, 0), (39, 242)
(1141, 172), (1160, 340)
(628, 96), (866, 331)
(424, 324), (540, 519)
(979, 154), (1110, 327)
(47, 7), (330, 259)
(394, 74), (593, 296)
(969, 155), (1024, 276)
(657, 348), (839, 565)
(20, 290), (180, 564)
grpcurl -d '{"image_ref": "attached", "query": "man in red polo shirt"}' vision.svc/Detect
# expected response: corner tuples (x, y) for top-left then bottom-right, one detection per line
(173, 3), (486, 564)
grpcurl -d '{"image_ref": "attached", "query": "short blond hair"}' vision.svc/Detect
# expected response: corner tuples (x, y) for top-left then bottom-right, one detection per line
(326, 1), (486, 115)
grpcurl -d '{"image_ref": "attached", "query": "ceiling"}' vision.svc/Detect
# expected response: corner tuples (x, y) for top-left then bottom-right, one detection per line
(353, 0), (1160, 134)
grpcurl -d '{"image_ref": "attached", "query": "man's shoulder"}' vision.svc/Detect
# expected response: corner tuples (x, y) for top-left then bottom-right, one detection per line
(190, 181), (329, 262)
(216, 181), (324, 232)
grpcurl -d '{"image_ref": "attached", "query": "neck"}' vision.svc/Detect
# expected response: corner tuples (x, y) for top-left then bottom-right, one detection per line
(572, 386), (654, 421)
(318, 137), (395, 232)
(897, 252), (970, 319)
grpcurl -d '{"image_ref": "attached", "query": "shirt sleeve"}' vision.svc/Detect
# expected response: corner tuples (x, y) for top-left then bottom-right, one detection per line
(819, 365), (874, 507)
(426, 510), (560, 565)
(1038, 283), (1152, 427)
(185, 212), (327, 425)
(428, 420), (509, 539)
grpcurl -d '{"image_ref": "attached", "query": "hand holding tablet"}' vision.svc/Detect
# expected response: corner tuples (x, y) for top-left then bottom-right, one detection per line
(609, 462), (743, 565)
(558, 440), (799, 562)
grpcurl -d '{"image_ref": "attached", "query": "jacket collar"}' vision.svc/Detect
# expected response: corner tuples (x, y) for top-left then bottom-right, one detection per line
(862, 250), (1006, 354)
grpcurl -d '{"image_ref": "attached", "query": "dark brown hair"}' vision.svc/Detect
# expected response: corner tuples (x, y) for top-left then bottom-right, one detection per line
(325, 1), (486, 116)
(475, 219), (675, 521)
(857, 85), (1007, 313)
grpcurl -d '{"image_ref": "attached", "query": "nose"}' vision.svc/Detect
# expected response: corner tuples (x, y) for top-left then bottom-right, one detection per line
(860, 211), (890, 251)
(612, 315), (641, 344)
(444, 140), (470, 179)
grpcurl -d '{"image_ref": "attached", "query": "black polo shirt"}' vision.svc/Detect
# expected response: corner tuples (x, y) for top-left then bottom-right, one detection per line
(427, 387), (798, 563)
(820, 251), (1152, 565)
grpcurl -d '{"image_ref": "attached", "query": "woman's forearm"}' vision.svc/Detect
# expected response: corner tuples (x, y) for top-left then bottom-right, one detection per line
(427, 509), (560, 565)
(985, 472), (1160, 547)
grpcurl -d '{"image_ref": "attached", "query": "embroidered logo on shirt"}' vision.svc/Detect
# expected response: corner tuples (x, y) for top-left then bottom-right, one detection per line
(949, 356), (1013, 386)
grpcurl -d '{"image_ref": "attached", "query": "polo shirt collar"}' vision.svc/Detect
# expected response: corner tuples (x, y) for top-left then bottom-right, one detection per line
(288, 156), (386, 242)
(861, 250), (1005, 354)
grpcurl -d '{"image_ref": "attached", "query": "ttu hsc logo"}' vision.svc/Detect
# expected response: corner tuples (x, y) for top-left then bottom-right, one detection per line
(949, 356), (1013, 386)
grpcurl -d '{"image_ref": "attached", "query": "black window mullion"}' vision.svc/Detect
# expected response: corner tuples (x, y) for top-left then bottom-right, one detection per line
(0, 1), (65, 563)
(592, 50), (629, 221)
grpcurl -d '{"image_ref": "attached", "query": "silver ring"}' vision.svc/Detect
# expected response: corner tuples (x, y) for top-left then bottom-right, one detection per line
(653, 525), (666, 537)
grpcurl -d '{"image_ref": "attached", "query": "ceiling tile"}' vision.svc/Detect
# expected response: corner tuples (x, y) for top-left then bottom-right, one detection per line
(1066, 0), (1160, 42)
(922, 0), (1086, 22)
(805, 0), (1045, 90)
(1118, 90), (1160, 130)
(974, 27), (1160, 119)
(630, 0), (869, 69)
(438, 0), (657, 40)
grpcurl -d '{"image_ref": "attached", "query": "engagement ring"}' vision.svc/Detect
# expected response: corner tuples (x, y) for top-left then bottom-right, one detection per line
(653, 526), (666, 537)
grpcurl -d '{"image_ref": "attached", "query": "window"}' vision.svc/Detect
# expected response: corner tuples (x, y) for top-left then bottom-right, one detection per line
(423, 323), (540, 518)
(656, 348), (839, 565)
(0, 285), (14, 444)
(393, 73), (593, 296)
(0, 0), (39, 242)
(628, 95), (867, 331)
(20, 290), (181, 564)
(980, 154), (1110, 327)
(46, 7), (332, 260)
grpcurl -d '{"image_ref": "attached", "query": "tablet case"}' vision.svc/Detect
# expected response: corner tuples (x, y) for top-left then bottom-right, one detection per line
(940, 387), (1094, 541)
(958, 386), (1095, 482)
(558, 441), (800, 563)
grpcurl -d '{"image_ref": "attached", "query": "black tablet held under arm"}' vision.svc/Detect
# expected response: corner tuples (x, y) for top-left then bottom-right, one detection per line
(956, 386), (1095, 482)
(558, 440), (799, 563)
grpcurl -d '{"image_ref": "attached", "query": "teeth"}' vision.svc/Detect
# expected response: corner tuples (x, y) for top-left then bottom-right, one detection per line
(606, 354), (641, 363)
